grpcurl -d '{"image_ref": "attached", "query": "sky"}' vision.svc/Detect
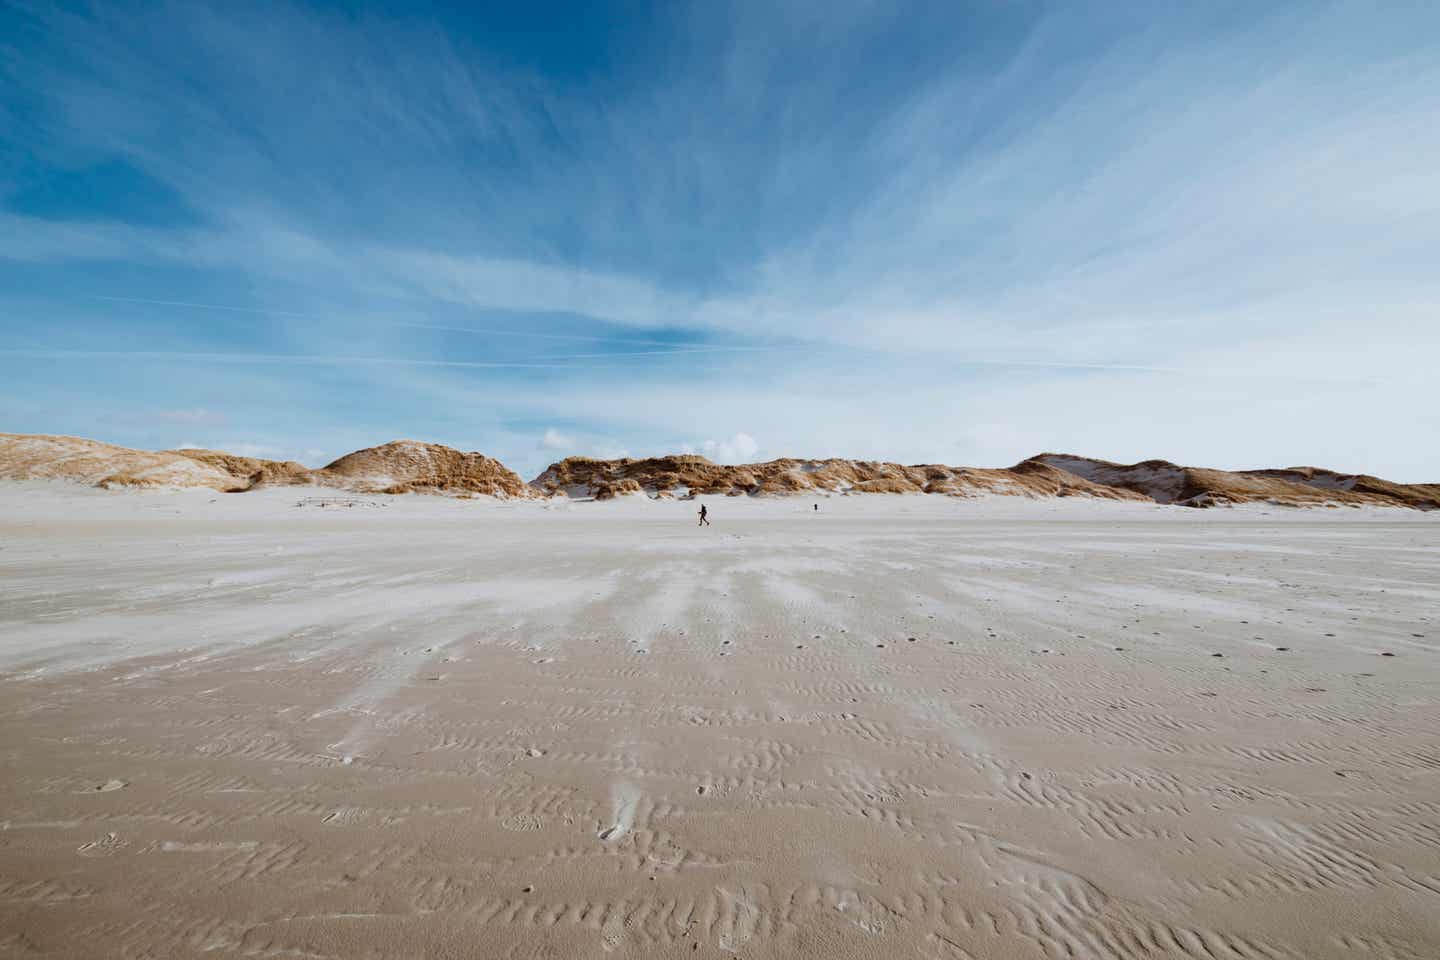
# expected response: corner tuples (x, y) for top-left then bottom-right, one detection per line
(2, 0), (1438, 481)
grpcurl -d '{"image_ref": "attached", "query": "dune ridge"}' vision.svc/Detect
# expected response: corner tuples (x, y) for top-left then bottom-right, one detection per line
(530, 454), (1150, 503)
(0, 434), (531, 498)
(1032, 454), (1440, 511)
(532, 452), (1438, 510)
(3, 432), (1435, 509)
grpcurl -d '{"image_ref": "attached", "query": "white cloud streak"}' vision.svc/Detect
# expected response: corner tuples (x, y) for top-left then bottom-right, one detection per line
(4, 1), (1438, 478)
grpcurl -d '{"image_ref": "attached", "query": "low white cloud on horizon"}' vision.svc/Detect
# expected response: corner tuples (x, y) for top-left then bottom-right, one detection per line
(540, 428), (573, 451)
(683, 433), (760, 465)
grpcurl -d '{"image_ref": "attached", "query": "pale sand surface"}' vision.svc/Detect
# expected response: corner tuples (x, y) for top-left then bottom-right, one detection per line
(1, 485), (1437, 958)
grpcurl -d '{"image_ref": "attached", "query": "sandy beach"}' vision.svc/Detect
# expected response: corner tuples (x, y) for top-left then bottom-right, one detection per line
(1, 486), (1436, 958)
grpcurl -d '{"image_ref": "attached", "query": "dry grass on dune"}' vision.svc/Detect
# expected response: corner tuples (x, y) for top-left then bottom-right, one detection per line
(532, 451), (1435, 510)
(168, 449), (314, 489)
(0, 433), (260, 491)
(319, 440), (533, 498)
(0, 434), (531, 498)
(593, 478), (644, 500)
(4, 432), (1434, 509)
(1241, 466), (1440, 510)
(1034, 453), (1438, 510)
(529, 454), (1152, 503)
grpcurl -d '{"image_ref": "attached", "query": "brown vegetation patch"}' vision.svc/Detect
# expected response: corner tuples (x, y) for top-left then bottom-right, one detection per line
(319, 440), (531, 498)
(4, 433), (1433, 509)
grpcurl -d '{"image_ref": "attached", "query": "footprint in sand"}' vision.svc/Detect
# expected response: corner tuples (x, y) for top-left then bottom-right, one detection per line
(599, 783), (640, 840)
(77, 832), (127, 857)
(716, 886), (760, 951)
(321, 807), (368, 827)
(81, 779), (127, 794)
(600, 913), (628, 952)
(502, 813), (544, 832)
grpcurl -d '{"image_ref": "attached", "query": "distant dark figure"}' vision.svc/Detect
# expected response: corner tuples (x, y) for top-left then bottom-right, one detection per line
(814, 503), (818, 512)
(698, 503), (710, 526)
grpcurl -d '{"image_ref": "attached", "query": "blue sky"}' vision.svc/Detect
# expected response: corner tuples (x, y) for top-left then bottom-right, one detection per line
(3, 0), (1437, 481)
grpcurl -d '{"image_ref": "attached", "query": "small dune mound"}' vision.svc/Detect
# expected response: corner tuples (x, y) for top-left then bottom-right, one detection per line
(319, 440), (531, 498)
(1005, 459), (1153, 501)
(533, 455), (745, 498)
(593, 478), (644, 500)
(168, 449), (314, 490)
(851, 477), (922, 494)
(243, 459), (316, 488)
(1030, 454), (1194, 503)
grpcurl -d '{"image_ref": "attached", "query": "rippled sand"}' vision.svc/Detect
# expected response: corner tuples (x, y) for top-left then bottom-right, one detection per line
(1, 485), (1436, 958)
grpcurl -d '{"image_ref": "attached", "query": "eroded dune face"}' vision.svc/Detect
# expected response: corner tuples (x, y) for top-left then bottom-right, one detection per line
(1239, 466), (1440, 510)
(317, 440), (533, 497)
(0, 434), (308, 492)
(528, 453), (1439, 510)
(1031, 454), (1440, 510)
(528, 455), (1150, 502)
(3, 433), (1435, 508)
(0, 435), (531, 498)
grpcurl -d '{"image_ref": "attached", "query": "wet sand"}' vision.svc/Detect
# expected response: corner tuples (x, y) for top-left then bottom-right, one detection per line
(1, 485), (1436, 958)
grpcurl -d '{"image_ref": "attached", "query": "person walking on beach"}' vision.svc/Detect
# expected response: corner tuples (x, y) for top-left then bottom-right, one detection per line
(698, 503), (710, 527)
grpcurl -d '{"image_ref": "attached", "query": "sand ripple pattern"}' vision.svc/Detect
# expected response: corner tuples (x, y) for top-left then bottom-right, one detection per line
(0, 494), (1436, 956)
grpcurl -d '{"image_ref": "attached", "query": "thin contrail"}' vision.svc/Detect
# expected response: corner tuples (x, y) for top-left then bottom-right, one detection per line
(0, 348), (777, 368)
(91, 295), (319, 318)
(967, 359), (1186, 374)
(90, 294), (724, 348)
(511, 345), (788, 359)
(968, 358), (1384, 385)
(392, 321), (689, 347)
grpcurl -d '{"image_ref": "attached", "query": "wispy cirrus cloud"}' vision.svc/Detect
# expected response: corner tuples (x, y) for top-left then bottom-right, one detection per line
(2, 1), (1437, 480)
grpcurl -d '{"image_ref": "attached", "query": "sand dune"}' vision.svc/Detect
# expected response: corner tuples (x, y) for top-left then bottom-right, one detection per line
(0, 433), (277, 491)
(318, 440), (531, 497)
(530, 453), (1152, 503)
(0, 434), (532, 498)
(0, 487), (1435, 958)
(1239, 465), (1440, 510)
(4, 432), (1436, 510)
(1034, 453), (1440, 510)
(169, 448), (315, 489)
(536, 451), (1439, 510)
